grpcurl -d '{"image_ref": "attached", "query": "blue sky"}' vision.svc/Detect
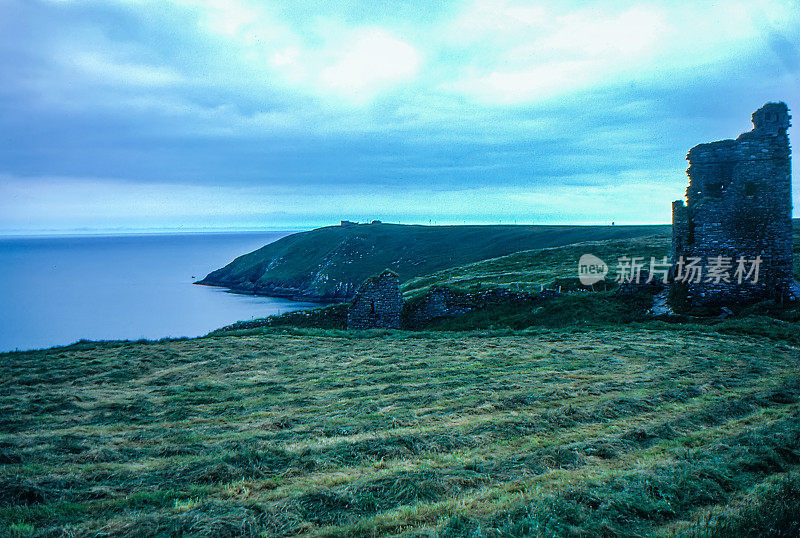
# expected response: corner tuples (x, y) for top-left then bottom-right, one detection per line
(1, 0), (799, 233)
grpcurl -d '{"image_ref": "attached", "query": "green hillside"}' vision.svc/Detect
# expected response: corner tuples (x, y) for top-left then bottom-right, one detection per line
(198, 223), (669, 300)
(401, 235), (671, 298)
(403, 220), (800, 299)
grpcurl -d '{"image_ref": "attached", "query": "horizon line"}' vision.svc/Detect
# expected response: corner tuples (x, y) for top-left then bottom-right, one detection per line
(0, 220), (685, 238)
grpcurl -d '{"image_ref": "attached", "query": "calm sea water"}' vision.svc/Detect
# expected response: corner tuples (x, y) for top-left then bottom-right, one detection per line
(0, 232), (317, 352)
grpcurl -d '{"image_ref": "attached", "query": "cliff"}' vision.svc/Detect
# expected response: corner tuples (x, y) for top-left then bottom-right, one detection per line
(197, 223), (669, 300)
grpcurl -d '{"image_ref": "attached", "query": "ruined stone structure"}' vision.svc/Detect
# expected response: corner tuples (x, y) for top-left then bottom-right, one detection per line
(346, 270), (403, 329)
(672, 102), (794, 306)
(401, 287), (478, 329)
(402, 286), (558, 329)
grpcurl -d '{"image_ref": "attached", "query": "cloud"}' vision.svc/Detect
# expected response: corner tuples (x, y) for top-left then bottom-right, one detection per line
(67, 52), (184, 87)
(320, 29), (421, 101)
(0, 0), (798, 232)
(0, 171), (686, 234)
(441, 0), (800, 104)
(154, 0), (423, 104)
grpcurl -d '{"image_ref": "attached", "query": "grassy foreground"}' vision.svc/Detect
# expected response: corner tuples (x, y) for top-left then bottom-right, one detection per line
(2, 327), (799, 536)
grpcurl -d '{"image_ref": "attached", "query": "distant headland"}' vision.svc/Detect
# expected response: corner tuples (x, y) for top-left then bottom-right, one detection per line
(196, 222), (669, 301)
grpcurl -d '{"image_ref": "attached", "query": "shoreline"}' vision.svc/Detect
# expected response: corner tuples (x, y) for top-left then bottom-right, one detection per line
(193, 279), (350, 303)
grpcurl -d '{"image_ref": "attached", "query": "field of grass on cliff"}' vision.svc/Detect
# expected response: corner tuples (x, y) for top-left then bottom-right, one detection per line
(212, 220), (799, 334)
(198, 223), (669, 300)
(2, 327), (800, 536)
(403, 220), (800, 299)
(4, 222), (800, 536)
(400, 235), (672, 298)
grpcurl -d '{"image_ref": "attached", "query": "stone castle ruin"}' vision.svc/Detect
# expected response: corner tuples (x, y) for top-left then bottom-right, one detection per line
(672, 102), (795, 306)
(346, 270), (403, 329)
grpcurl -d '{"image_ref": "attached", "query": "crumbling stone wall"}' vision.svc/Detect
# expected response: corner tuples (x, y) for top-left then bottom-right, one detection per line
(346, 270), (403, 329)
(672, 102), (793, 306)
(401, 286), (556, 329)
(401, 287), (477, 329)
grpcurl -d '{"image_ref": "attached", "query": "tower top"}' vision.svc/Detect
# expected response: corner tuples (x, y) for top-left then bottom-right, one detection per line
(751, 102), (791, 135)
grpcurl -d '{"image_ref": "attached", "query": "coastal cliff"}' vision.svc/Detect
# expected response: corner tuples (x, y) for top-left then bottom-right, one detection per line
(197, 223), (668, 300)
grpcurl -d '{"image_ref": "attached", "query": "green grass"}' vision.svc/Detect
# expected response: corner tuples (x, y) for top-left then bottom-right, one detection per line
(198, 223), (670, 300)
(2, 327), (800, 536)
(219, 220), (796, 333)
(401, 235), (670, 298)
(419, 291), (655, 331)
(404, 220), (800, 299)
(4, 221), (800, 535)
(213, 304), (349, 334)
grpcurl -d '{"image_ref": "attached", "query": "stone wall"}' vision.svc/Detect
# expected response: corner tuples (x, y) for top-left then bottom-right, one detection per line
(346, 270), (403, 329)
(401, 287), (475, 329)
(402, 286), (555, 329)
(672, 102), (794, 306)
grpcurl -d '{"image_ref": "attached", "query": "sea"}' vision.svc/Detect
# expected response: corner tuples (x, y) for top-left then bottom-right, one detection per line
(0, 231), (317, 352)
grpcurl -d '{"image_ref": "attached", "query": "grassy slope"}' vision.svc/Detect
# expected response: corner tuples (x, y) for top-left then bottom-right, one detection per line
(198, 224), (669, 299)
(401, 236), (671, 298)
(208, 221), (800, 333)
(5, 222), (800, 535)
(2, 328), (800, 536)
(403, 220), (800, 299)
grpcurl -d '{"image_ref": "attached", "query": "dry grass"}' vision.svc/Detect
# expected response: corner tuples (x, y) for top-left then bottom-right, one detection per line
(1, 328), (799, 536)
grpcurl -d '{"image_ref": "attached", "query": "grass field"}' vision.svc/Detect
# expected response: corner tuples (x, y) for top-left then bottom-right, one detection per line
(2, 326), (799, 536)
(4, 222), (800, 536)
(402, 221), (800, 299)
(400, 236), (672, 298)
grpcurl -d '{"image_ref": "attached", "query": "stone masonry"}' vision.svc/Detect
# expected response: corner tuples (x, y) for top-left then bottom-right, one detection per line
(346, 270), (403, 329)
(401, 286), (551, 329)
(672, 102), (794, 306)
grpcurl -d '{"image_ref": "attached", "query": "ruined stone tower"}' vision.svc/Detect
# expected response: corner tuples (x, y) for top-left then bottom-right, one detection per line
(346, 270), (403, 329)
(671, 102), (794, 306)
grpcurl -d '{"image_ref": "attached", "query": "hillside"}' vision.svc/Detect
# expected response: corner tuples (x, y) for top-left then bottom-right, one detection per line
(198, 223), (669, 300)
(401, 235), (671, 298)
(403, 220), (800, 299)
(6, 224), (800, 536)
(207, 220), (800, 333)
(2, 327), (800, 536)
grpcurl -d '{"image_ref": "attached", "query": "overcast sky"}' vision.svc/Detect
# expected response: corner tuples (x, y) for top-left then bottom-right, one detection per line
(1, 0), (798, 233)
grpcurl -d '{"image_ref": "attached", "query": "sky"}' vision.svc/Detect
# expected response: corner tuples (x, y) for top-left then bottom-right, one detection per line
(1, 0), (799, 233)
